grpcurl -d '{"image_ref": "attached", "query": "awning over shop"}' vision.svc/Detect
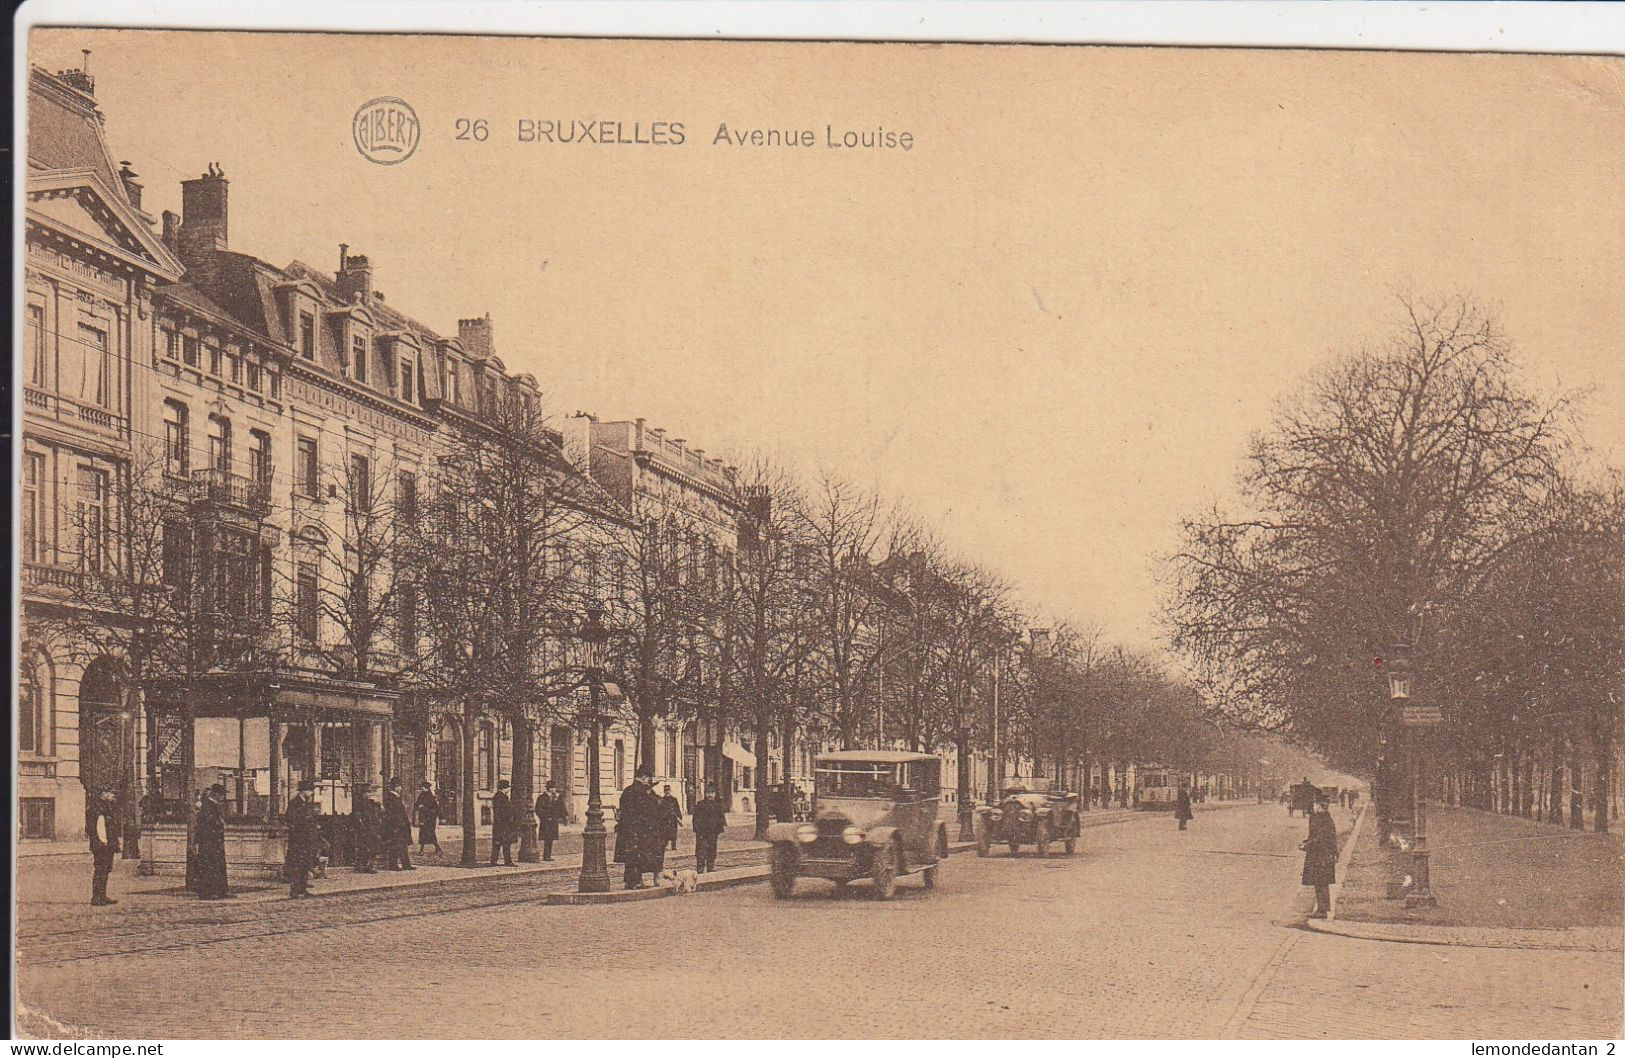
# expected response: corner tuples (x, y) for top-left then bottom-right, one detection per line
(272, 682), (399, 719)
(723, 742), (756, 769)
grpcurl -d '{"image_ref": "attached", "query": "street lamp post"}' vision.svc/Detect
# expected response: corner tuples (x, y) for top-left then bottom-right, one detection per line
(1387, 639), (1436, 908)
(577, 603), (612, 894)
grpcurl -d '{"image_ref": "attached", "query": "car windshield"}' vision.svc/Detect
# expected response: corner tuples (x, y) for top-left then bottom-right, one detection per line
(815, 763), (899, 798)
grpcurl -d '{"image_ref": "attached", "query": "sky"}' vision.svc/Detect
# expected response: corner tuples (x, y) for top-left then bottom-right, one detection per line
(29, 30), (1625, 648)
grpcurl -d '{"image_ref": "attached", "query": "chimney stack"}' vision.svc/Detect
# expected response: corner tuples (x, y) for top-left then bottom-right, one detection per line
(117, 162), (143, 210)
(176, 164), (229, 285)
(337, 247), (373, 303)
(457, 313), (495, 359)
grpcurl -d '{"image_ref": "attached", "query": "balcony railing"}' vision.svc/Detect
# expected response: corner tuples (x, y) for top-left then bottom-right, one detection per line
(191, 467), (273, 516)
(22, 562), (86, 593)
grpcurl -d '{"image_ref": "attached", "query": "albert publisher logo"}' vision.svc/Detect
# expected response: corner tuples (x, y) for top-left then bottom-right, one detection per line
(353, 97), (421, 165)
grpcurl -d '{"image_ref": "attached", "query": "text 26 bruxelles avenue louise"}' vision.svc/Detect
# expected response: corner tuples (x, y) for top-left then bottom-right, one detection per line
(501, 118), (916, 151)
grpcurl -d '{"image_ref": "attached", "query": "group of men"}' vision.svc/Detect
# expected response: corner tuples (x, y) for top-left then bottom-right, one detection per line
(614, 766), (729, 888)
(88, 768), (736, 903)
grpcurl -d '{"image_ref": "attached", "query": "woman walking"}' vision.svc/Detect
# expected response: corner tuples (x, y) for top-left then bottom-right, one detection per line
(1174, 783), (1194, 831)
(414, 781), (442, 854)
(1301, 792), (1338, 918)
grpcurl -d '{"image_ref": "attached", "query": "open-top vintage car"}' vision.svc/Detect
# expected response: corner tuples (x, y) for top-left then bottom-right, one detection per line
(973, 777), (1081, 856)
(765, 751), (950, 900)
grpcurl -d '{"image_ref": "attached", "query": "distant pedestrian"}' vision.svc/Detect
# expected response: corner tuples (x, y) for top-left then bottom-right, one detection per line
(87, 788), (121, 906)
(534, 780), (565, 861)
(285, 780), (321, 898)
(691, 784), (727, 873)
(1174, 784), (1194, 831)
(1301, 792), (1338, 918)
(414, 782), (441, 853)
(352, 784), (380, 873)
(195, 784), (232, 899)
(382, 778), (415, 870)
(489, 779), (517, 866)
(661, 784), (683, 851)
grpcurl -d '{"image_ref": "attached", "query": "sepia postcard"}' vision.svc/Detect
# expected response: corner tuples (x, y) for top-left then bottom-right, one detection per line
(12, 4), (1625, 1045)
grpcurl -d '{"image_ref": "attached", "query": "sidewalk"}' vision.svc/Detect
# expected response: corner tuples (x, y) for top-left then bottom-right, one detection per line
(1312, 801), (1625, 952)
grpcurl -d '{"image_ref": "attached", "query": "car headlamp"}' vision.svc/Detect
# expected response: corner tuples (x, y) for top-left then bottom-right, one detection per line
(989, 809), (1003, 821)
(1019, 809), (1034, 822)
(795, 824), (818, 843)
(841, 826), (865, 845)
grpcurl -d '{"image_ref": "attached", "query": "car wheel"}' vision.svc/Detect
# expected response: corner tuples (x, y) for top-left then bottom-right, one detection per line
(976, 829), (991, 857)
(1036, 820), (1051, 857)
(833, 879), (850, 898)
(872, 844), (897, 900)
(769, 845), (797, 900)
(923, 864), (938, 890)
(937, 826), (950, 860)
(1064, 837), (1077, 855)
(1008, 842), (1021, 856)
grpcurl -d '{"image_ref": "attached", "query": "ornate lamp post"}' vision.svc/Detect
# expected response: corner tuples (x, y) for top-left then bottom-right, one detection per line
(1387, 638), (1436, 907)
(576, 603), (612, 894)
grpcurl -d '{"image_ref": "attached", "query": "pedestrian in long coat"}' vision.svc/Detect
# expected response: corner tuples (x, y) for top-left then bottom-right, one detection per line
(382, 778), (415, 870)
(618, 767), (665, 889)
(87, 788), (121, 905)
(1174, 784), (1194, 831)
(195, 784), (232, 899)
(489, 779), (516, 866)
(1301, 793), (1338, 918)
(351, 786), (380, 872)
(661, 784), (683, 851)
(691, 786), (727, 873)
(285, 781), (320, 898)
(533, 781), (565, 861)
(414, 782), (441, 853)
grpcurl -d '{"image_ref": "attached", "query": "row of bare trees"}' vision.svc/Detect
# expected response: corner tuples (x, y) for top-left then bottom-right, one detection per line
(1166, 293), (1622, 830)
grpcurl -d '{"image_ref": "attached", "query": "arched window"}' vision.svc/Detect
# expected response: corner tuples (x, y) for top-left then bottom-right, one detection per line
(19, 652), (54, 756)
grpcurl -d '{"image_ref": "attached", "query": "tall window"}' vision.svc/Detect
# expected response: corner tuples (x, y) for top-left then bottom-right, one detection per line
(249, 430), (272, 488)
(77, 323), (109, 408)
(352, 335), (368, 384)
(397, 582), (418, 652)
(206, 415), (231, 473)
(446, 361), (459, 405)
(246, 360), (263, 393)
(75, 465), (109, 572)
(208, 343), (223, 377)
(183, 335), (199, 368)
(162, 520), (191, 589)
(161, 327), (178, 362)
(26, 304), (47, 386)
(22, 453), (46, 563)
(348, 453), (370, 513)
(614, 740), (626, 791)
(478, 723), (496, 791)
(296, 561), (319, 641)
(164, 401), (189, 476)
(299, 312), (315, 359)
(227, 349), (242, 384)
(297, 437), (319, 498)
(400, 357), (415, 403)
(20, 655), (52, 756)
(397, 471), (417, 527)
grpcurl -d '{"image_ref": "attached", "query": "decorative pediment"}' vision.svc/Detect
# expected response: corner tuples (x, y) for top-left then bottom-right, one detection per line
(26, 169), (183, 281)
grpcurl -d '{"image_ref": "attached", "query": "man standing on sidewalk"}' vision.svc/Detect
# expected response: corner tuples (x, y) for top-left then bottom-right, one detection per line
(286, 780), (320, 898)
(661, 784), (683, 852)
(691, 784), (727, 874)
(618, 766), (661, 889)
(87, 788), (120, 906)
(489, 779), (516, 866)
(534, 780), (564, 861)
(382, 778), (415, 870)
(195, 784), (233, 899)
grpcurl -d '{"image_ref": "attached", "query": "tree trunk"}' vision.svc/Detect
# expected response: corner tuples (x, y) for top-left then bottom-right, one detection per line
(1593, 730), (1612, 834)
(781, 715), (796, 810)
(181, 699), (198, 891)
(513, 717), (538, 862)
(753, 711), (772, 841)
(1521, 744), (1535, 818)
(1549, 735), (1565, 827)
(1569, 733), (1585, 831)
(460, 703), (478, 866)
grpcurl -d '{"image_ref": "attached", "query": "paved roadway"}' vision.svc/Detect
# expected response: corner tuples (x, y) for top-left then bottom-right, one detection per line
(16, 804), (1620, 1039)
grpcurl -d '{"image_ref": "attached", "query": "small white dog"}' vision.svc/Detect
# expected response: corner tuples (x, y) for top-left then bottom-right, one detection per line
(656, 867), (699, 894)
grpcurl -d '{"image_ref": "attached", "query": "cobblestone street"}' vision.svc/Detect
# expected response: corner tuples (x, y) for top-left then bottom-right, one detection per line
(18, 804), (1620, 1039)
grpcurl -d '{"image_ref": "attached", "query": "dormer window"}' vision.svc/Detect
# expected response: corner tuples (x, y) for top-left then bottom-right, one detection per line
(352, 334), (368, 384)
(299, 312), (315, 360)
(401, 357), (415, 403)
(447, 361), (460, 405)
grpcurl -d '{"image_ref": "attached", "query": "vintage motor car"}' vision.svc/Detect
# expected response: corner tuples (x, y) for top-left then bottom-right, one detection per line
(765, 751), (950, 900)
(973, 777), (1081, 856)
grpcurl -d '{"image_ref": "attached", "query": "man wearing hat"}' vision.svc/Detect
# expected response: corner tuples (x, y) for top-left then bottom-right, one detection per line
(534, 779), (565, 861)
(195, 783), (233, 899)
(382, 777), (415, 870)
(285, 779), (320, 898)
(618, 765), (664, 889)
(1301, 789), (1339, 918)
(86, 788), (121, 905)
(489, 778), (516, 866)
